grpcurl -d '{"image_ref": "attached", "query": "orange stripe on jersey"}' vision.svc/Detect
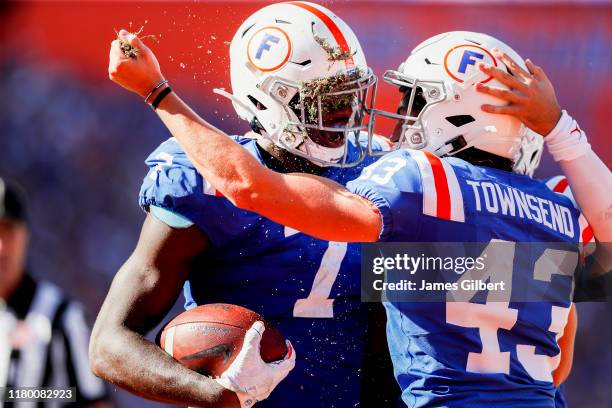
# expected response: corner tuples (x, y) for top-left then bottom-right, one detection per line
(289, 1), (355, 68)
(582, 225), (594, 244)
(553, 178), (569, 193)
(424, 151), (451, 220)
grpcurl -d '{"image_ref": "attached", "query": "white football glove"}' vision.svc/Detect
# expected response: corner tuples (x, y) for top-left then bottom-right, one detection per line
(215, 321), (295, 408)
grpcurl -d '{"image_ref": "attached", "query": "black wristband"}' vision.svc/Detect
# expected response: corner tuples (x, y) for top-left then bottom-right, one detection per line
(151, 87), (172, 110)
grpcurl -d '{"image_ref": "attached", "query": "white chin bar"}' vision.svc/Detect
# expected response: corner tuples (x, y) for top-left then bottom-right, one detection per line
(367, 70), (449, 157)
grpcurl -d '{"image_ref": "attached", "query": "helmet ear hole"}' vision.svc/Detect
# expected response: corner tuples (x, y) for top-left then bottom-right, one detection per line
(249, 116), (265, 134)
(247, 95), (267, 110)
(445, 115), (475, 127)
(399, 86), (427, 117)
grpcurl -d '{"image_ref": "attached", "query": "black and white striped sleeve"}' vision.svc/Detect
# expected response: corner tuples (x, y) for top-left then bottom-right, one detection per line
(58, 302), (109, 405)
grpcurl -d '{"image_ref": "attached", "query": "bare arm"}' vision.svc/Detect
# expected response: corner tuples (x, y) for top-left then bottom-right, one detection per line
(557, 151), (611, 242)
(155, 92), (381, 242)
(553, 303), (577, 387)
(107, 31), (381, 242)
(89, 214), (239, 407)
(477, 52), (612, 242)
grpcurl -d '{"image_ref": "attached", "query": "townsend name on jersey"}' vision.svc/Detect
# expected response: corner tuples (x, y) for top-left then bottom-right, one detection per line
(466, 180), (575, 238)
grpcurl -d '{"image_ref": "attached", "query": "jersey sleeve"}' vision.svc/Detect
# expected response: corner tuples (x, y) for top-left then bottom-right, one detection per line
(370, 134), (394, 153)
(139, 138), (261, 247)
(554, 384), (568, 408)
(346, 150), (424, 242)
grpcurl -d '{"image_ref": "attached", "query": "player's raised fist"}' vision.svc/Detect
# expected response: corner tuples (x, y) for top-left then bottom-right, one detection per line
(108, 29), (164, 98)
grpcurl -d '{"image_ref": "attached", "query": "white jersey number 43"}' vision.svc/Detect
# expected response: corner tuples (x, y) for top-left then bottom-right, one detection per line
(446, 239), (576, 382)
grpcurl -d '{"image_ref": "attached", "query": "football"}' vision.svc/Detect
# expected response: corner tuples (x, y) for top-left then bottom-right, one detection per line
(158, 303), (288, 376)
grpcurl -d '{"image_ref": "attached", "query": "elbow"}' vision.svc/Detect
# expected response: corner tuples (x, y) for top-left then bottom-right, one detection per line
(88, 334), (106, 379)
(213, 165), (275, 213)
(224, 181), (262, 212)
(89, 329), (116, 381)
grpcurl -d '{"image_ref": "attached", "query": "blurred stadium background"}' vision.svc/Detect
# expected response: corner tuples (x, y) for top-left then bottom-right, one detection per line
(0, 1), (610, 407)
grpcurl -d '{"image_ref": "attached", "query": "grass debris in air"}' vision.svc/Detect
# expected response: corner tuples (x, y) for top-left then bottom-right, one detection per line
(313, 35), (356, 61)
(294, 69), (362, 123)
(115, 26), (158, 59)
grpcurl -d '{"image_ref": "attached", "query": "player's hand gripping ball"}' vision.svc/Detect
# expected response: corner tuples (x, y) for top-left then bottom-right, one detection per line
(159, 303), (289, 374)
(159, 304), (295, 406)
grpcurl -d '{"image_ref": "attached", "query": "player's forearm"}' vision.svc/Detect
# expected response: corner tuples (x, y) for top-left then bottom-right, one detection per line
(89, 235), (238, 408)
(252, 172), (382, 242)
(90, 326), (237, 407)
(154, 92), (380, 242)
(558, 151), (612, 242)
(553, 303), (576, 386)
(545, 111), (612, 242)
(154, 91), (274, 207)
(108, 34), (380, 242)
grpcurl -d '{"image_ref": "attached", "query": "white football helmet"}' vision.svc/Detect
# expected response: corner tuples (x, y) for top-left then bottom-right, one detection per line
(215, 1), (376, 167)
(369, 31), (543, 176)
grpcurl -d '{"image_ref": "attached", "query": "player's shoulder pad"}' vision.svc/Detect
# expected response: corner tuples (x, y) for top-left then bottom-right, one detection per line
(366, 149), (466, 222)
(351, 149), (422, 191)
(139, 136), (264, 247)
(139, 137), (205, 212)
(347, 148), (469, 241)
(360, 149), (467, 223)
(140, 136), (251, 210)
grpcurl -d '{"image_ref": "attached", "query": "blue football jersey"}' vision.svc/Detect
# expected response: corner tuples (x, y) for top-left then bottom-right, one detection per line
(554, 384), (568, 408)
(140, 134), (388, 407)
(347, 149), (587, 408)
(546, 176), (583, 408)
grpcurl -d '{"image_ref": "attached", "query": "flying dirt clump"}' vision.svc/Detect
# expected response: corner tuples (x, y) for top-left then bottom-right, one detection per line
(115, 27), (158, 58)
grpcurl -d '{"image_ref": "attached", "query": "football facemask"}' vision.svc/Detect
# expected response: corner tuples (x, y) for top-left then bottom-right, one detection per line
(280, 67), (377, 167)
(367, 31), (542, 176)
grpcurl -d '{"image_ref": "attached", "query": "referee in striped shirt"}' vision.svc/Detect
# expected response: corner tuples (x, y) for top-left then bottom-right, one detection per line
(0, 178), (111, 407)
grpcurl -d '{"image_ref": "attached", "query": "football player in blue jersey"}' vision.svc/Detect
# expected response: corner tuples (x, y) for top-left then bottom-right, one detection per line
(107, 25), (611, 407)
(92, 2), (401, 408)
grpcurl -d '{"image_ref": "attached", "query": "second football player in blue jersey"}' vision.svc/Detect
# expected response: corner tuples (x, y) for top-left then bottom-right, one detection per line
(106, 24), (610, 407)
